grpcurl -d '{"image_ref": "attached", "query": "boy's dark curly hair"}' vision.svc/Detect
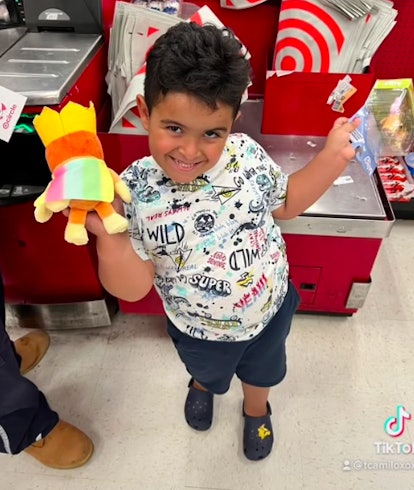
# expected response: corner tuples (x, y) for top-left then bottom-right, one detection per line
(144, 22), (251, 117)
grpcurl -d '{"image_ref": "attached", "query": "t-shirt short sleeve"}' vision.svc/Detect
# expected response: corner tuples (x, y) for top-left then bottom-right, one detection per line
(121, 161), (151, 262)
(234, 133), (288, 212)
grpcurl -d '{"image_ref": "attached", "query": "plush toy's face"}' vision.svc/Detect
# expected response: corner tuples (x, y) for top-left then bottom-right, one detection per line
(45, 131), (104, 173)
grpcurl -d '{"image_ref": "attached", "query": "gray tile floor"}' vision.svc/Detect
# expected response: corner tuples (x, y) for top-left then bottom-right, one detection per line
(2, 220), (414, 490)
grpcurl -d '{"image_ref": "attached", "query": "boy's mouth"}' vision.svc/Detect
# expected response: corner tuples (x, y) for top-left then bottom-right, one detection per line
(171, 157), (201, 171)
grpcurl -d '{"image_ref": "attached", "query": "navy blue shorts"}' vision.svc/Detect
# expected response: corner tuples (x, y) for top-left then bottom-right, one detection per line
(167, 281), (301, 394)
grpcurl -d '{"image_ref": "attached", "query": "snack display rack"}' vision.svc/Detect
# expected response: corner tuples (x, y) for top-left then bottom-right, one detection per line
(369, 0), (414, 218)
(377, 155), (414, 219)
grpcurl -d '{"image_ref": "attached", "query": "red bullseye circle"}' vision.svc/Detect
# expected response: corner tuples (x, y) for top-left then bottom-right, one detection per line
(273, 0), (345, 72)
(281, 55), (297, 71)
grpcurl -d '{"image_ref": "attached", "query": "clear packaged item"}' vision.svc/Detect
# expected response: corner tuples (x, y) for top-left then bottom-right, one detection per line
(368, 79), (414, 156)
(404, 152), (414, 178)
(349, 103), (382, 176)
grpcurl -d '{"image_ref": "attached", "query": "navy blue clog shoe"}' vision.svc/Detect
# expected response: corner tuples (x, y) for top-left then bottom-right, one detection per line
(184, 379), (214, 431)
(243, 402), (274, 461)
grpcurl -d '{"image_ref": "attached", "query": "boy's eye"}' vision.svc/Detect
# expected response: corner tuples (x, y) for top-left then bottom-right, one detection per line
(205, 131), (220, 139)
(167, 125), (182, 134)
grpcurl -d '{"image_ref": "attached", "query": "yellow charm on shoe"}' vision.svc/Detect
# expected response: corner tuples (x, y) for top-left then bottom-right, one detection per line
(25, 420), (94, 469)
(13, 331), (50, 375)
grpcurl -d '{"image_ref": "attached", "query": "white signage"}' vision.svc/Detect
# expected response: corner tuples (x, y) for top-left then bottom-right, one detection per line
(0, 85), (27, 143)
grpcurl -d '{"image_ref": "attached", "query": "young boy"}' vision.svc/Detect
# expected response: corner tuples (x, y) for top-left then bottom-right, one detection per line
(90, 22), (359, 461)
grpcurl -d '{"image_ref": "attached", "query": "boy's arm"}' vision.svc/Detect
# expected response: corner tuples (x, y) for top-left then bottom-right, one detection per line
(83, 195), (155, 302)
(273, 118), (359, 220)
(96, 231), (155, 302)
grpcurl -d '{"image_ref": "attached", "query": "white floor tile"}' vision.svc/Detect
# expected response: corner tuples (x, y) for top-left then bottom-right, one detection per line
(2, 220), (414, 490)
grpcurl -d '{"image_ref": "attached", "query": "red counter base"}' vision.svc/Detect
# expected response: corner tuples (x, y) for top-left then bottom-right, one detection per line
(284, 234), (381, 315)
(0, 201), (104, 305)
(119, 233), (381, 317)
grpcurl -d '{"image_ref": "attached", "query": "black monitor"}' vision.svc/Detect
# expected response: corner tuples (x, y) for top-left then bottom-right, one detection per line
(0, 0), (25, 28)
(23, 0), (102, 34)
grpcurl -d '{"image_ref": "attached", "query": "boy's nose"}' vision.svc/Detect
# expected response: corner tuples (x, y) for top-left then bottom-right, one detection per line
(179, 138), (201, 161)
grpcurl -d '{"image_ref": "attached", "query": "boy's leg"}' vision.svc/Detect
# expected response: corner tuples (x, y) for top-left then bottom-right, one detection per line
(193, 380), (207, 390)
(241, 383), (273, 462)
(166, 320), (246, 431)
(242, 383), (270, 417)
(0, 273), (93, 468)
(237, 282), (301, 461)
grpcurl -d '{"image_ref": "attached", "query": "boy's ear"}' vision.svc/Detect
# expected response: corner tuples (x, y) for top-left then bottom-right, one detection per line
(136, 95), (150, 131)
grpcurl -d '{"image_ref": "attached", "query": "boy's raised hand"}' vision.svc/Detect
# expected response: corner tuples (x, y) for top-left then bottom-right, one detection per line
(324, 117), (361, 164)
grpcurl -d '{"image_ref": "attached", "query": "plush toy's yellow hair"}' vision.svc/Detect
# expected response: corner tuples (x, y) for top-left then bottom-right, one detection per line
(33, 101), (97, 147)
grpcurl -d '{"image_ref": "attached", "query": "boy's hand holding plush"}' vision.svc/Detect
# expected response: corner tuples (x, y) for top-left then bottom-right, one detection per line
(33, 102), (131, 245)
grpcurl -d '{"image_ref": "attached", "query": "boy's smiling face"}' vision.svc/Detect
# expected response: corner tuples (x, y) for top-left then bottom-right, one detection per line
(137, 92), (235, 183)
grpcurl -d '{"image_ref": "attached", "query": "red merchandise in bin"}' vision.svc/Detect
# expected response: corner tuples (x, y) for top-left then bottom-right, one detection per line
(262, 71), (375, 136)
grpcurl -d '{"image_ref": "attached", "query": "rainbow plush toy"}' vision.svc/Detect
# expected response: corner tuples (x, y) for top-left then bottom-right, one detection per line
(33, 101), (131, 245)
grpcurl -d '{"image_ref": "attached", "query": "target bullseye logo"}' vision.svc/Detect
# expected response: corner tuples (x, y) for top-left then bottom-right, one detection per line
(274, 0), (345, 72)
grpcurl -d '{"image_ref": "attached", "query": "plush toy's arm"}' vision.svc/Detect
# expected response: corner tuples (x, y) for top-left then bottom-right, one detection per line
(47, 199), (71, 213)
(109, 168), (132, 203)
(34, 181), (71, 222)
(34, 186), (53, 223)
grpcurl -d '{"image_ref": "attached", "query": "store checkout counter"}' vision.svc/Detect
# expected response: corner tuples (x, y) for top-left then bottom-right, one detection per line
(0, 0), (111, 328)
(240, 100), (394, 314)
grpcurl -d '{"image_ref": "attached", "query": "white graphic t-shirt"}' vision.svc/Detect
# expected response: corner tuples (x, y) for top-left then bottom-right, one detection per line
(122, 133), (290, 342)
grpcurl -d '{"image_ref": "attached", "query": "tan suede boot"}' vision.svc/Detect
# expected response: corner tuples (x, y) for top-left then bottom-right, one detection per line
(13, 330), (51, 375)
(25, 420), (94, 469)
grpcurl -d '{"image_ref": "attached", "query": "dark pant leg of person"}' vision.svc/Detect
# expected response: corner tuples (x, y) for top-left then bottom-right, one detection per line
(0, 274), (58, 455)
